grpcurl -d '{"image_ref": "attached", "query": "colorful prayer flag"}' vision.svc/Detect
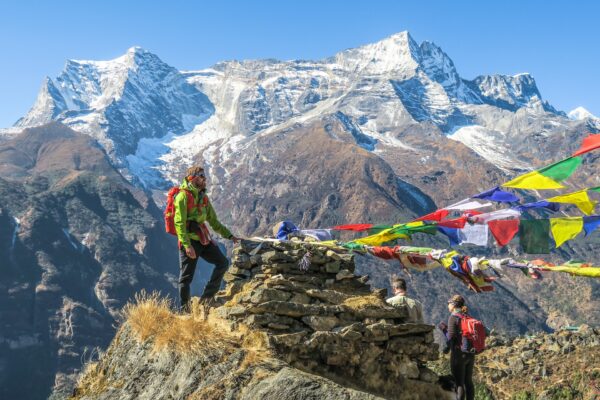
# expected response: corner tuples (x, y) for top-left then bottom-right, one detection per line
(547, 189), (597, 215)
(458, 224), (489, 246)
(438, 227), (461, 247)
(444, 198), (493, 211)
(368, 224), (394, 234)
(437, 217), (467, 229)
(583, 216), (600, 236)
(514, 201), (560, 213)
(488, 219), (520, 246)
(353, 229), (409, 246)
(549, 217), (584, 247)
(473, 186), (519, 203)
(572, 134), (600, 157)
(332, 223), (374, 231)
(475, 209), (521, 223)
(414, 209), (449, 222)
(502, 157), (582, 190)
(519, 219), (550, 254)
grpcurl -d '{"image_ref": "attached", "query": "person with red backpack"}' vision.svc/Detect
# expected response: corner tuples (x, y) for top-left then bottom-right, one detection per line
(165, 165), (239, 312)
(439, 295), (486, 400)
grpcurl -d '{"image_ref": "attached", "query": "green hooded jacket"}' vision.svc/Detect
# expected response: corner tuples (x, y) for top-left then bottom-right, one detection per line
(174, 178), (232, 249)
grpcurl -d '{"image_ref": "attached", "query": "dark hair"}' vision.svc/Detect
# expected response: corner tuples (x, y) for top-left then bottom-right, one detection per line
(392, 277), (407, 292)
(186, 166), (204, 178)
(449, 294), (468, 314)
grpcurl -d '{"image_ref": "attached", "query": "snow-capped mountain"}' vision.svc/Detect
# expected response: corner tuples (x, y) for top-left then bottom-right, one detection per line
(11, 32), (596, 190)
(15, 47), (214, 166)
(569, 106), (595, 120)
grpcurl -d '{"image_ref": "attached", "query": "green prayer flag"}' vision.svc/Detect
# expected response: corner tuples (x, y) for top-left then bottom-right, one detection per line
(519, 219), (551, 254)
(539, 156), (582, 181)
(367, 224), (393, 235)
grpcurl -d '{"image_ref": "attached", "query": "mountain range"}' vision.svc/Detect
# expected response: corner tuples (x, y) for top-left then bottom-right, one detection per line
(1, 31), (600, 399)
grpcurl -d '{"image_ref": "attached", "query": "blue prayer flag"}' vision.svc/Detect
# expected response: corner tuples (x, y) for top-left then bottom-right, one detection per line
(473, 186), (519, 203)
(583, 216), (600, 236)
(438, 226), (461, 247)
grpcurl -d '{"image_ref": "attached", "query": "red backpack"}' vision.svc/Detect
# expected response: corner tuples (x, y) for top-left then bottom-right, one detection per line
(457, 314), (486, 354)
(164, 187), (210, 243)
(165, 187), (192, 235)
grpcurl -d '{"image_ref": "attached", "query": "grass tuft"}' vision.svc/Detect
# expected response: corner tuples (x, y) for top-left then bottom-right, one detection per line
(342, 294), (388, 310)
(122, 291), (236, 355)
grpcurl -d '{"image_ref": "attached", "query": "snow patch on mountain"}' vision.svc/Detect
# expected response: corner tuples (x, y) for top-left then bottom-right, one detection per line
(126, 114), (242, 187)
(449, 125), (529, 171)
(11, 217), (20, 252)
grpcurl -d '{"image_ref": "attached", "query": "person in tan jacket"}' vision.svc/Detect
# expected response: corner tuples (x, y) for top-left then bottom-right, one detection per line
(386, 277), (424, 323)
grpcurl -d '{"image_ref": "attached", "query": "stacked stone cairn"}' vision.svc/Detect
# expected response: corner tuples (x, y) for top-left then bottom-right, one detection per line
(211, 238), (440, 397)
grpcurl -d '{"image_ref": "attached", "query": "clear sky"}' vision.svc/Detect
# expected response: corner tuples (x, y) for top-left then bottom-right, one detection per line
(1, 0), (598, 127)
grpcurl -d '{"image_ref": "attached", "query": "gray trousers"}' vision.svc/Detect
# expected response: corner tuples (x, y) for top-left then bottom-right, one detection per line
(178, 240), (229, 309)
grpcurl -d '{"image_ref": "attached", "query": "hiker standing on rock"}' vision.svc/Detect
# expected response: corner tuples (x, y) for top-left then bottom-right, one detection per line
(386, 277), (424, 323)
(440, 295), (476, 400)
(169, 166), (239, 312)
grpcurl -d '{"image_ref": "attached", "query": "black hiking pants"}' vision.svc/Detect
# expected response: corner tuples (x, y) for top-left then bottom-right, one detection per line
(178, 240), (229, 310)
(451, 350), (475, 400)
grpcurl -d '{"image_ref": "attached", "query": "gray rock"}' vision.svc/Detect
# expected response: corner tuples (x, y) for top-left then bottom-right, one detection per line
(242, 367), (384, 399)
(302, 315), (340, 331)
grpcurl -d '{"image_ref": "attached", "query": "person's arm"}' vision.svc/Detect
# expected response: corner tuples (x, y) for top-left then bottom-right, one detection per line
(205, 198), (234, 239)
(447, 314), (460, 348)
(174, 192), (191, 249)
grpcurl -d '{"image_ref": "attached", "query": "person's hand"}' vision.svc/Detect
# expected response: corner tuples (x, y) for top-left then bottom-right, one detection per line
(185, 246), (197, 259)
(230, 235), (240, 244)
(437, 322), (448, 332)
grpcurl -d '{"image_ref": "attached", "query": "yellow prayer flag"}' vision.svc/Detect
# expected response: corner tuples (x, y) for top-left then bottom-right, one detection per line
(546, 265), (600, 277)
(547, 190), (597, 215)
(549, 217), (584, 247)
(502, 171), (565, 190)
(354, 229), (409, 246)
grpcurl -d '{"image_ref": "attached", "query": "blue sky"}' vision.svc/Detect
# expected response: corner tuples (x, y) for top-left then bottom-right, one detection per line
(1, 0), (599, 127)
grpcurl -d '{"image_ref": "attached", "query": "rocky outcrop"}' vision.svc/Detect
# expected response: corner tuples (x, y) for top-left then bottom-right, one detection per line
(429, 326), (600, 400)
(474, 326), (600, 399)
(71, 239), (450, 399)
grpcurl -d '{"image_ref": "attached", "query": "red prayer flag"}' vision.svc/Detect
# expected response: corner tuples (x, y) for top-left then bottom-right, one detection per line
(437, 217), (467, 229)
(414, 209), (450, 222)
(572, 134), (600, 156)
(368, 246), (398, 260)
(488, 219), (520, 246)
(331, 223), (374, 231)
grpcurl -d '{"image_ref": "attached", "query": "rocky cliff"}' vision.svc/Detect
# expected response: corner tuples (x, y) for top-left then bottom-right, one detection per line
(0, 123), (179, 400)
(70, 239), (451, 399)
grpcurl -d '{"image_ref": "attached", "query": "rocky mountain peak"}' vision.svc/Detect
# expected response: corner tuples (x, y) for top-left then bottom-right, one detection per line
(569, 106), (598, 121)
(466, 72), (544, 111)
(16, 47), (214, 163)
(333, 30), (421, 75)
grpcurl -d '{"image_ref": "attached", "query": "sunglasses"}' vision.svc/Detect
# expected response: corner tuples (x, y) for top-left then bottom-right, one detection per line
(194, 173), (205, 178)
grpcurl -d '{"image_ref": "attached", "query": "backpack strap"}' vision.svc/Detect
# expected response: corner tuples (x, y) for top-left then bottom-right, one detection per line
(180, 189), (195, 211)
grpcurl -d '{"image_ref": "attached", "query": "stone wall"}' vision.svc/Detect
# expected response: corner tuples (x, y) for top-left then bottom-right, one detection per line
(212, 239), (440, 397)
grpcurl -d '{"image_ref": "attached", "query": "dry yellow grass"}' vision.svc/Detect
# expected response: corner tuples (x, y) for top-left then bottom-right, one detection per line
(342, 294), (387, 310)
(70, 361), (123, 400)
(122, 291), (236, 355)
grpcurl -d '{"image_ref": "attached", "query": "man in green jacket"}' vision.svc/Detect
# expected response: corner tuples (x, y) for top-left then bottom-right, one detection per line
(174, 165), (239, 311)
